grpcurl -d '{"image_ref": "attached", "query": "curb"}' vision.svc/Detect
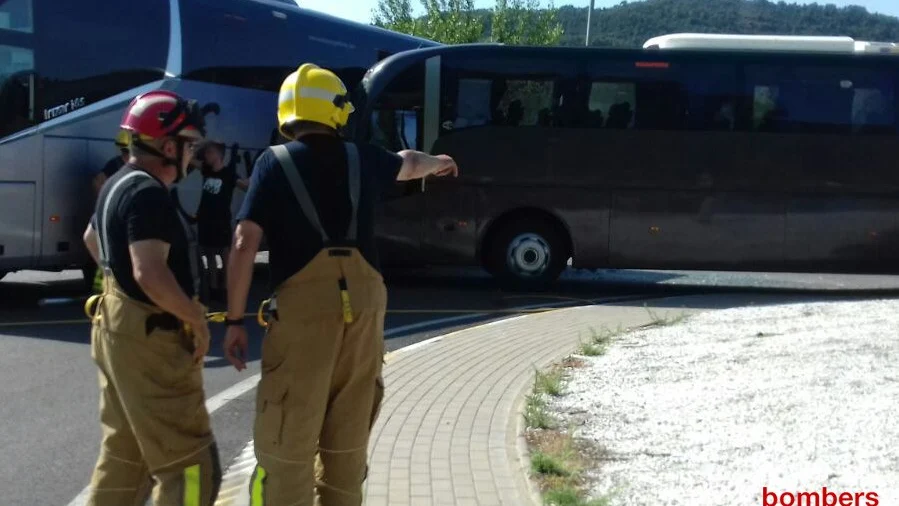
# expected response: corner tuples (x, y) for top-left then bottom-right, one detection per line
(507, 296), (709, 506)
(513, 380), (546, 506)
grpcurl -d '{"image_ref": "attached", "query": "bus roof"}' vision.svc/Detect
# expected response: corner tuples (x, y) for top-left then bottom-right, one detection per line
(251, 0), (441, 48)
(643, 33), (899, 54)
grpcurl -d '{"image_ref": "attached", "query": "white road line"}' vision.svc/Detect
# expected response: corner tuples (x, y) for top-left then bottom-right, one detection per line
(66, 294), (646, 506)
(214, 441), (256, 506)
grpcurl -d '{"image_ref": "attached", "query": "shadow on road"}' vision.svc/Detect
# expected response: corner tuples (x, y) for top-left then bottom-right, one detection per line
(5, 264), (899, 354)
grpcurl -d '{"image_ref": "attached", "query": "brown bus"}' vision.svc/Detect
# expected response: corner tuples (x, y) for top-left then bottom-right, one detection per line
(346, 36), (899, 290)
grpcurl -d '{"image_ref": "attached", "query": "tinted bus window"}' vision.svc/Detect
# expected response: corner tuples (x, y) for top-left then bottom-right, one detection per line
(35, 1), (169, 122)
(439, 56), (571, 134)
(0, 44), (34, 137)
(0, 0), (35, 138)
(578, 60), (740, 132)
(0, 0), (33, 33)
(746, 64), (897, 135)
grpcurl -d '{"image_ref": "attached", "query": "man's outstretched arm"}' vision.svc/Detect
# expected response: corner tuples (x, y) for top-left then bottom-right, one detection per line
(395, 150), (458, 181)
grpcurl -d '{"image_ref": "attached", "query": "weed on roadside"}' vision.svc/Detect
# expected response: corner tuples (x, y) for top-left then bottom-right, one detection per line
(525, 393), (555, 430)
(577, 339), (604, 357)
(524, 357), (615, 506)
(535, 367), (565, 397)
(643, 305), (689, 327)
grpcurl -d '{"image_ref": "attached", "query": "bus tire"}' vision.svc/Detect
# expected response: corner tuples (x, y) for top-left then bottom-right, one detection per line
(484, 215), (570, 291)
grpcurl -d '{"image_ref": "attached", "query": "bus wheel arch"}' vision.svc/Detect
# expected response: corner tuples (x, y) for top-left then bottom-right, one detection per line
(480, 208), (572, 290)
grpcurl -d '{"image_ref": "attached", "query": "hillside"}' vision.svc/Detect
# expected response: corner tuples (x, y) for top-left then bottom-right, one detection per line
(469, 0), (899, 47)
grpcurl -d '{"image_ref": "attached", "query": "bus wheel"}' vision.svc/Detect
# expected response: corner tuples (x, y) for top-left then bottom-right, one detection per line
(485, 217), (569, 291)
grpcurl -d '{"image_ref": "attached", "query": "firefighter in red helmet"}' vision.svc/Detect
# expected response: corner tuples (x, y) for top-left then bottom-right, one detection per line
(81, 90), (221, 506)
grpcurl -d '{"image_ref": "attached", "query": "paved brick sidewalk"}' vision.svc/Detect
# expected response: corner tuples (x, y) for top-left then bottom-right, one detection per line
(363, 302), (694, 506)
(214, 300), (705, 506)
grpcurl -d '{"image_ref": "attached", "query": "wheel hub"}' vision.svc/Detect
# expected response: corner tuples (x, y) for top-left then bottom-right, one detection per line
(506, 233), (550, 278)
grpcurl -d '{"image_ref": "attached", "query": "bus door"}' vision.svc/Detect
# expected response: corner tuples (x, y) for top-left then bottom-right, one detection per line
(368, 59), (429, 267)
(597, 59), (787, 270)
(420, 55), (483, 266)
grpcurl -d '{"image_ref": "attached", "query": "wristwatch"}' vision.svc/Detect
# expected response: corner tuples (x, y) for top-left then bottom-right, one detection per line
(224, 317), (245, 327)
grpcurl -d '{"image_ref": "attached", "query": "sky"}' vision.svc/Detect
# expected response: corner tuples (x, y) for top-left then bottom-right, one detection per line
(292, 0), (899, 25)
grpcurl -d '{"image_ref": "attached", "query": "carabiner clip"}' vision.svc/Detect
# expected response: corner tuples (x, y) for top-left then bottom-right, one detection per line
(84, 294), (104, 321)
(257, 298), (272, 328)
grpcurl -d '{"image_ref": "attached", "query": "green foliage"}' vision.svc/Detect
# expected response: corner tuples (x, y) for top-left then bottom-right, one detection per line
(421, 0), (485, 44)
(372, 0), (418, 36)
(558, 0), (899, 48)
(372, 0), (564, 46)
(372, 0), (484, 44)
(492, 0), (564, 45)
(374, 0), (899, 48)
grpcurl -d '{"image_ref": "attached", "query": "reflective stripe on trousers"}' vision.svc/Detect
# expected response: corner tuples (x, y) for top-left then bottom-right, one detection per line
(85, 275), (221, 506)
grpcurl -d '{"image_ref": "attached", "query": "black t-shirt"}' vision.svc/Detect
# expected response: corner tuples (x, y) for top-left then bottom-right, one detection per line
(91, 165), (196, 305)
(101, 155), (125, 178)
(236, 134), (403, 291)
(197, 162), (238, 223)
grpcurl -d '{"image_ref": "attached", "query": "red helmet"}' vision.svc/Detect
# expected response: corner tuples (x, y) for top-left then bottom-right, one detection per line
(119, 90), (206, 141)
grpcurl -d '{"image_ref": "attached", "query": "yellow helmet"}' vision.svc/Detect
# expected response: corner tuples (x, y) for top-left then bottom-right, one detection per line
(277, 63), (354, 136)
(114, 129), (130, 149)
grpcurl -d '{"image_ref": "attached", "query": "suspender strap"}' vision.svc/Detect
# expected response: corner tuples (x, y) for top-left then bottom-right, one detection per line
(271, 144), (329, 242)
(270, 142), (362, 244)
(345, 142), (361, 242)
(176, 207), (202, 297)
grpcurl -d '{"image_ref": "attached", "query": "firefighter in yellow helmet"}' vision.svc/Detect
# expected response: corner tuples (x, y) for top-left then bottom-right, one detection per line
(223, 63), (458, 505)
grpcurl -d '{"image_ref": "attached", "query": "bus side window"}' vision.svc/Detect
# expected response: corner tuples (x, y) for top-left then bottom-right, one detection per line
(0, 48), (35, 138)
(588, 82), (635, 129)
(744, 64), (895, 136)
(440, 56), (576, 134)
(573, 61), (739, 133)
(497, 80), (554, 127)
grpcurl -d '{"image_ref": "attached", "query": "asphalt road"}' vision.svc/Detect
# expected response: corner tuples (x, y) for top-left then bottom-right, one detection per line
(3, 263), (899, 506)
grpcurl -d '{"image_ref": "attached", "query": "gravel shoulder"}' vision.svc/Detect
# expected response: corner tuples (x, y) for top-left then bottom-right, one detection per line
(548, 298), (899, 506)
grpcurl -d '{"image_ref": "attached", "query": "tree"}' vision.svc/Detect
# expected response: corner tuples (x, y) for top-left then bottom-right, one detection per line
(372, 0), (418, 36)
(492, 0), (564, 46)
(372, 0), (484, 44)
(372, 0), (564, 46)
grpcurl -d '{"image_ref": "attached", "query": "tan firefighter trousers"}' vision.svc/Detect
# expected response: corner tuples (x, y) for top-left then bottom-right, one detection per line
(86, 276), (221, 506)
(250, 247), (387, 506)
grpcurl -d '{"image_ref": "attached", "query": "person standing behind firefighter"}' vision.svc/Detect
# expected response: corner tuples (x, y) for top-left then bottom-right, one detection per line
(221, 63), (458, 505)
(195, 140), (248, 302)
(92, 129), (131, 195)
